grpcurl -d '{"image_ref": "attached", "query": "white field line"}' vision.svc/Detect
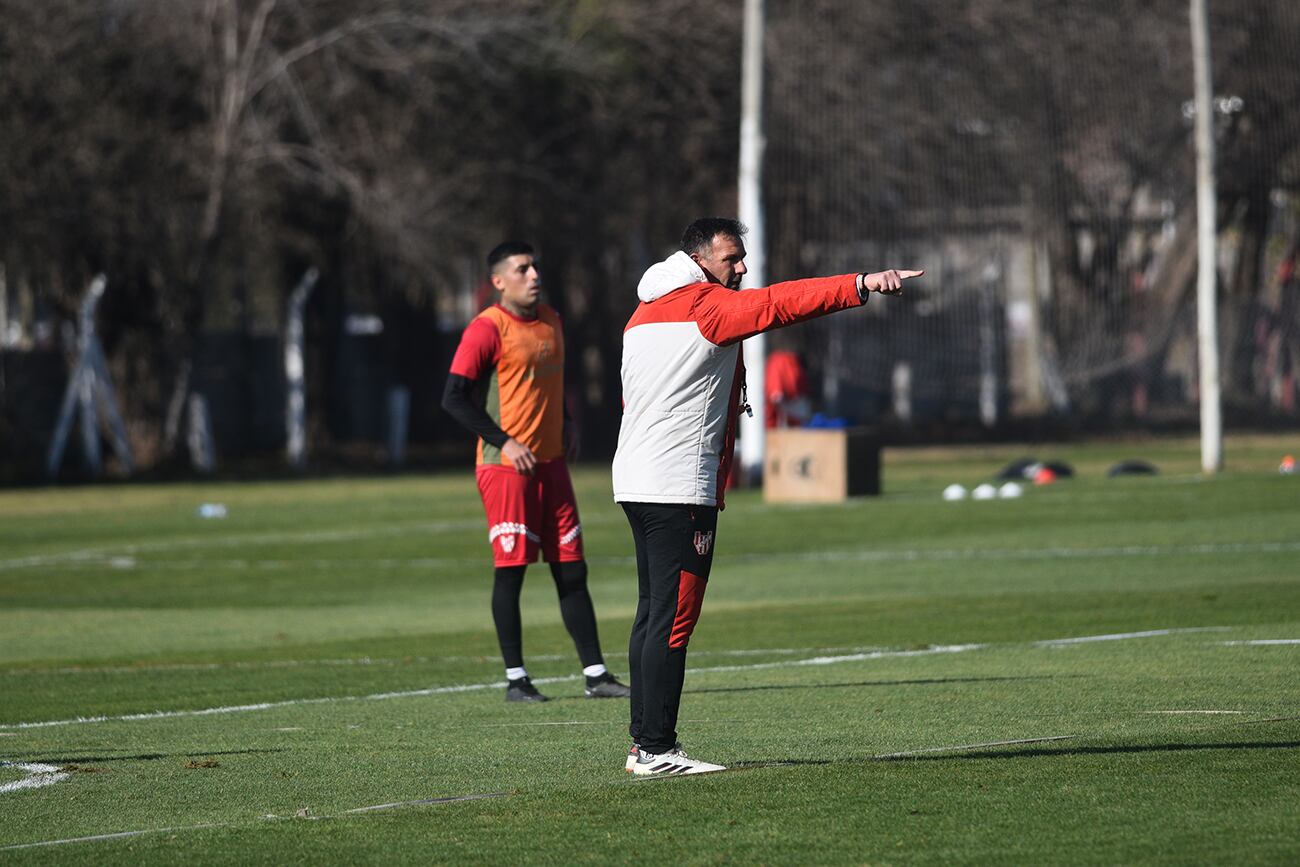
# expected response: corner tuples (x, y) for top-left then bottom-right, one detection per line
(0, 627), (1222, 732)
(0, 519), (479, 572)
(1142, 710), (1246, 715)
(7, 539), (1300, 573)
(33, 556), (492, 572)
(0, 762), (70, 793)
(81, 557), (488, 572)
(1, 655), (526, 677)
(479, 721), (617, 728)
(2, 646), (987, 730)
(754, 541), (1300, 565)
(688, 644), (986, 675)
(4, 647), (895, 678)
(0, 793), (507, 850)
(0, 825), (221, 851)
(0, 510), (629, 573)
(341, 792), (507, 813)
(0, 680), (524, 731)
(873, 735), (1076, 759)
(1221, 639), (1300, 646)
(1035, 627), (1230, 646)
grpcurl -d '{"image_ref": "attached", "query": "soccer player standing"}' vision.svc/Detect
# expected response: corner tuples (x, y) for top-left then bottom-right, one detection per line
(442, 241), (629, 702)
(614, 218), (921, 774)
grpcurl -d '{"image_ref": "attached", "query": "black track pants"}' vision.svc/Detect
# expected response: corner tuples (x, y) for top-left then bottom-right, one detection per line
(621, 502), (718, 754)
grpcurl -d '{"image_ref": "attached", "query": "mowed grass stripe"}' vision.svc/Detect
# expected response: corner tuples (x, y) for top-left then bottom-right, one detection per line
(1, 655), (1295, 861)
(9, 538), (1300, 573)
(0, 627), (1280, 729)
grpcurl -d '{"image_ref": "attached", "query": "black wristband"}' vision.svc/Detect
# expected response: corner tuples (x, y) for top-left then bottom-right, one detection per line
(856, 272), (870, 302)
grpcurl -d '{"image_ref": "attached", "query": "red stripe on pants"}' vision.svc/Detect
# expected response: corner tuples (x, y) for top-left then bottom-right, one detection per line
(668, 570), (707, 649)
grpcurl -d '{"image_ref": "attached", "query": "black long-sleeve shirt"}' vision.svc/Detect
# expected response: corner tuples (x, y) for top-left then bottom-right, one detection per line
(441, 373), (510, 448)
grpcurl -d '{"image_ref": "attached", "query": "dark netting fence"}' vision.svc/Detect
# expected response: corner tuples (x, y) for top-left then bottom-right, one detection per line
(764, 0), (1300, 432)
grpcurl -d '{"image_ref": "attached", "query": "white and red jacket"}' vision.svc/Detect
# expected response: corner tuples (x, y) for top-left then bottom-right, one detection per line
(613, 251), (866, 509)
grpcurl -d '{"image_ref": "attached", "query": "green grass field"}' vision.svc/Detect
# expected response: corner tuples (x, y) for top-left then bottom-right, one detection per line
(2, 435), (1298, 864)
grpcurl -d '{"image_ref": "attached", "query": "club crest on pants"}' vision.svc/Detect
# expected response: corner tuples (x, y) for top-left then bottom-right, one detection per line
(489, 521), (535, 554)
(693, 530), (714, 556)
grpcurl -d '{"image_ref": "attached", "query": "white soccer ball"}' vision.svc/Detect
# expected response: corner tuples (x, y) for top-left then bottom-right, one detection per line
(942, 483), (968, 501)
(972, 483), (997, 500)
(998, 482), (1024, 499)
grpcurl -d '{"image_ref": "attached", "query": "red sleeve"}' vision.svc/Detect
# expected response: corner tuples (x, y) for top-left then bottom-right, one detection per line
(694, 275), (862, 346)
(448, 316), (500, 380)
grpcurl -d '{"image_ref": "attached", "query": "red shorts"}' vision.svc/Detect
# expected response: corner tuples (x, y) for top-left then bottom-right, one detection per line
(475, 459), (584, 567)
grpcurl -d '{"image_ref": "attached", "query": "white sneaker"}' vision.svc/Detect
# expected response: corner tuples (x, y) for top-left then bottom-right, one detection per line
(630, 746), (726, 777)
(626, 741), (685, 773)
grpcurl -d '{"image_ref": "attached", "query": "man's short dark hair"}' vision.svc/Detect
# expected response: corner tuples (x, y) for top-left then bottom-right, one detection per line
(487, 240), (534, 272)
(680, 218), (747, 256)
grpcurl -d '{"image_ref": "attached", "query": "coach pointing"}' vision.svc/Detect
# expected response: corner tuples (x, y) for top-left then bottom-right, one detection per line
(613, 217), (921, 776)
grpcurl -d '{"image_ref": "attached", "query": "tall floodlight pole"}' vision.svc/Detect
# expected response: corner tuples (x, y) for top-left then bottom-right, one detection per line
(1190, 0), (1222, 473)
(738, 0), (767, 484)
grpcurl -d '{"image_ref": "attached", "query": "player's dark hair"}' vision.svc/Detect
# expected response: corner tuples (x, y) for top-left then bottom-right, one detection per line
(487, 240), (534, 272)
(680, 218), (747, 256)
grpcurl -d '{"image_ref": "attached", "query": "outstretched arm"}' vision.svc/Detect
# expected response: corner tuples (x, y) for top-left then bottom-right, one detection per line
(696, 269), (924, 346)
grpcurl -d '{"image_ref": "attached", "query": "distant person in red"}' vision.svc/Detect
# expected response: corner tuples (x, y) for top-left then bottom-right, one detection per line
(723, 341), (809, 492)
(764, 341), (811, 429)
(441, 240), (629, 703)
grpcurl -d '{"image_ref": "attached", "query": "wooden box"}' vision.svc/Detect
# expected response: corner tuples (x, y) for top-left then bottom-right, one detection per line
(763, 428), (880, 503)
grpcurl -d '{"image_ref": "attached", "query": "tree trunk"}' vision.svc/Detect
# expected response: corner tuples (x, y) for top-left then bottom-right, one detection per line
(1221, 186), (1270, 404)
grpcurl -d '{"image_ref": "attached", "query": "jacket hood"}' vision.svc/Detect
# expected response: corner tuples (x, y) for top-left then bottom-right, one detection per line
(636, 251), (707, 302)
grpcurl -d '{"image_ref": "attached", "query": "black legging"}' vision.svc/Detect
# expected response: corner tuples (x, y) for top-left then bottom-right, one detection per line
(621, 502), (718, 754)
(491, 560), (604, 671)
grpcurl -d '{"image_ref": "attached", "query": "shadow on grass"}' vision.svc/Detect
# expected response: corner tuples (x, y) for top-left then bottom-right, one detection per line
(12, 747), (288, 764)
(539, 674), (1065, 704)
(731, 739), (1300, 770)
(875, 740), (1300, 761)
